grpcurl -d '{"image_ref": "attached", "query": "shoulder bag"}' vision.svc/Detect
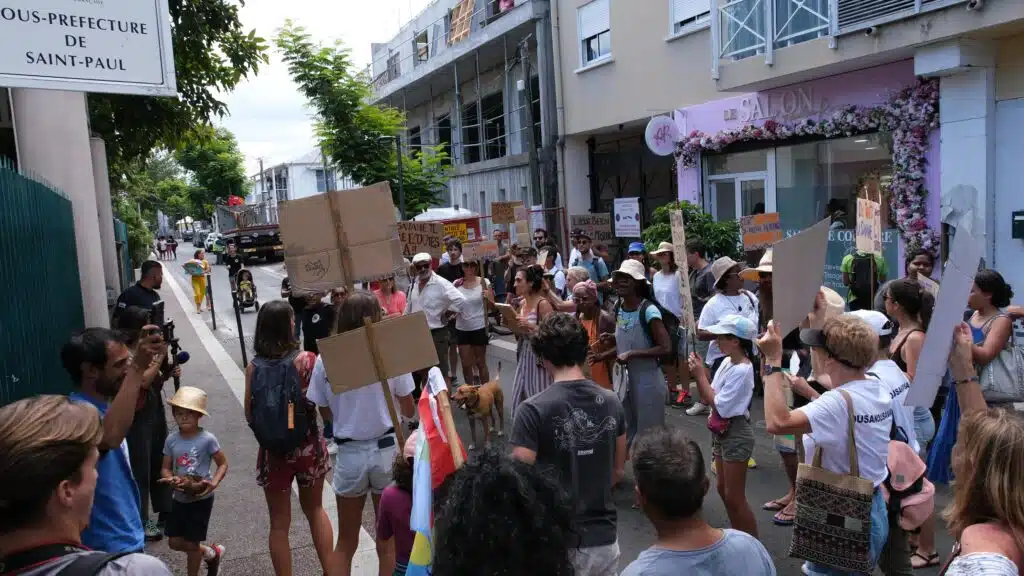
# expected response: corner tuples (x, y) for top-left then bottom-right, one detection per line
(978, 314), (1024, 403)
(789, 389), (876, 573)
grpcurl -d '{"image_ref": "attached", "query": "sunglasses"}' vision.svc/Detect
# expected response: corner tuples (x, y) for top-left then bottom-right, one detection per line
(413, 262), (431, 270)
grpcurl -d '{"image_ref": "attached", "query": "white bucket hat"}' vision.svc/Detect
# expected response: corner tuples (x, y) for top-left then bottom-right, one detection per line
(612, 259), (647, 282)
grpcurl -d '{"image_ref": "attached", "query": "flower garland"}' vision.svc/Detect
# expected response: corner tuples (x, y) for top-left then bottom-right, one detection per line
(675, 79), (940, 252)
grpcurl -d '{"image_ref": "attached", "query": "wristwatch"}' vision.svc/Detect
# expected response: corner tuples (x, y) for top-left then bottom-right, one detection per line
(765, 365), (785, 376)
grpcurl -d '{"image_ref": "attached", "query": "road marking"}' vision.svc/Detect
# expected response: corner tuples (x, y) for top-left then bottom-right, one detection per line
(258, 266), (286, 280)
(164, 269), (378, 572)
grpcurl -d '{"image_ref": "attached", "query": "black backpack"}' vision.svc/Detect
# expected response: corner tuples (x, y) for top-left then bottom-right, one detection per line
(248, 352), (313, 454)
(849, 251), (879, 303)
(616, 299), (680, 362)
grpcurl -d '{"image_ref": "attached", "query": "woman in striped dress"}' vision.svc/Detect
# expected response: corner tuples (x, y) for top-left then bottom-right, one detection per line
(510, 265), (555, 415)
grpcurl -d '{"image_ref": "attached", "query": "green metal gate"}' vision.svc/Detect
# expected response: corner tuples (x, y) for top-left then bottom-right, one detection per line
(0, 161), (84, 405)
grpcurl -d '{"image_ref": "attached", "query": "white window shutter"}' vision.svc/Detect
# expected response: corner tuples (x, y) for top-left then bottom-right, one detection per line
(578, 0), (610, 40)
(673, 0), (710, 24)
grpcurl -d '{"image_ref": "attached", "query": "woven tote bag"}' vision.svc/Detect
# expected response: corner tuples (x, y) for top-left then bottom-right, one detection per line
(789, 389), (876, 573)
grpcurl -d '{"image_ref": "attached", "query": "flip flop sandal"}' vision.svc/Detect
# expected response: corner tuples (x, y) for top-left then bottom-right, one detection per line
(911, 552), (940, 569)
(762, 499), (789, 511)
(773, 510), (796, 526)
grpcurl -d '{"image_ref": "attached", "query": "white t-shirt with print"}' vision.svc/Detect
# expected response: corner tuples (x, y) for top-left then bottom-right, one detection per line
(797, 379), (893, 487)
(711, 358), (755, 418)
(867, 359), (919, 454)
(307, 355), (415, 441)
(698, 292), (759, 365)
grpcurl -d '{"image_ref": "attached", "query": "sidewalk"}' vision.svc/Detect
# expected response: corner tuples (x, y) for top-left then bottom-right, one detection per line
(150, 268), (379, 575)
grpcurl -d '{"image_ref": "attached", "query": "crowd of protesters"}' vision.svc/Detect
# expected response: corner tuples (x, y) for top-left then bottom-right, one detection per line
(3, 219), (1024, 576)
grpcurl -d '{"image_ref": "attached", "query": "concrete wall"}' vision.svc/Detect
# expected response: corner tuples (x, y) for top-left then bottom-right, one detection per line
(996, 33), (1024, 102)
(994, 32), (1024, 300)
(555, 0), (722, 136)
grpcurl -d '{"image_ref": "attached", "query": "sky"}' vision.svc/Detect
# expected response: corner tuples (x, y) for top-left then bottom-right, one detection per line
(218, 0), (435, 175)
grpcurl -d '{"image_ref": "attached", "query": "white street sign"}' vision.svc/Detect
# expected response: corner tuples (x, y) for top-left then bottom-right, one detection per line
(0, 0), (176, 96)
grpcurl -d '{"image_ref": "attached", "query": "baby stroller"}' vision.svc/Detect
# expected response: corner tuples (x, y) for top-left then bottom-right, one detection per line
(234, 269), (259, 313)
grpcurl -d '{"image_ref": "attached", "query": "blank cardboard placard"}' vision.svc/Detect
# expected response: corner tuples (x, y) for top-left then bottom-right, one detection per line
(317, 312), (439, 394)
(772, 218), (830, 336)
(669, 210), (696, 330)
(905, 229), (984, 407)
(398, 221), (445, 258)
(491, 201), (522, 225)
(280, 182), (403, 292)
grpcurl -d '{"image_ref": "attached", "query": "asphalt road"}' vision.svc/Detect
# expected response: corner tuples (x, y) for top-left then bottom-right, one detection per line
(163, 248), (954, 573)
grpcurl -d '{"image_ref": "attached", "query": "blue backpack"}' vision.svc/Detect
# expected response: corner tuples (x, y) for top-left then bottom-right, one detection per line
(248, 352), (313, 455)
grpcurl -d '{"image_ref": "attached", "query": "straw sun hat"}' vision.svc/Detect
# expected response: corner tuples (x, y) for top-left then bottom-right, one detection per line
(168, 386), (209, 416)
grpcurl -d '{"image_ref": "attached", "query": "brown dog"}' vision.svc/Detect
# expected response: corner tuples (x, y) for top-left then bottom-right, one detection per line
(452, 377), (505, 450)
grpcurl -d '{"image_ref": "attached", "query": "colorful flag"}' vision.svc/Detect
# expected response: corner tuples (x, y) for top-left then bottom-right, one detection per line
(406, 368), (466, 576)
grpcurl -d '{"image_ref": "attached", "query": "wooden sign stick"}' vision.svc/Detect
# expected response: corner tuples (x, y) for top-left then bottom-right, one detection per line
(328, 191), (357, 291)
(363, 317), (406, 449)
(435, 390), (466, 469)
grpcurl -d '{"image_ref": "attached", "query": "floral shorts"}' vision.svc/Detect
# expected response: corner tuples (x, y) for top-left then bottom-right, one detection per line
(257, 434), (332, 491)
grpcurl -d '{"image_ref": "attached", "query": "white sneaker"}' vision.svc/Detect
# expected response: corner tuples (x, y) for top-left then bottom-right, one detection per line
(686, 402), (709, 416)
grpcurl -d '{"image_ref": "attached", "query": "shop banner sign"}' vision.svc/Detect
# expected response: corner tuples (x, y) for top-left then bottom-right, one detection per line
(855, 198), (883, 255)
(613, 197), (642, 238)
(645, 116), (679, 157)
(397, 221), (445, 258)
(491, 201), (521, 224)
(0, 0), (178, 97)
(442, 217), (480, 243)
(570, 213), (614, 244)
(740, 213), (782, 251)
(809, 227), (899, 301)
(669, 210), (696, 330)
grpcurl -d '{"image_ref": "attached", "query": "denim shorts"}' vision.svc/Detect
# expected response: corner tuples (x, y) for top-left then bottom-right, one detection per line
(331, 435), (397, 498)
(711, 416), (755, 462)
(803, 488), (889, 576)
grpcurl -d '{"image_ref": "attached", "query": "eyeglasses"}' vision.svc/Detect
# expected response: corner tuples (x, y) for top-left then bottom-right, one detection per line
(413, 263), (431, 270)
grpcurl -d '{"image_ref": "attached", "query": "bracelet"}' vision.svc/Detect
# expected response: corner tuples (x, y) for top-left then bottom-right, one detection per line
(954, 375), (979, 386)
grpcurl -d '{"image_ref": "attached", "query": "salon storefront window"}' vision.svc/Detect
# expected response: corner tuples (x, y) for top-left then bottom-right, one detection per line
(704, 133), (898, 297)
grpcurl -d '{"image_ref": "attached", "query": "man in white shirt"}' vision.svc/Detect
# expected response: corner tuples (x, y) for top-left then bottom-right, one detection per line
(406, 252), (467, 388)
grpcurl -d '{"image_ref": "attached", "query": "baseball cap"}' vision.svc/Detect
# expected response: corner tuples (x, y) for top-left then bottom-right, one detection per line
(412, 253), (432, 264)
(704, 314), (758, 341)
(848, 310), (895, 337)
(627, 242), (645, 254)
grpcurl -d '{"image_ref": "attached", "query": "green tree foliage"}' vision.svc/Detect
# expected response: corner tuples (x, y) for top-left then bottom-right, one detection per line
(276, 23), (451, 213)
(89, 0), (268, 179)
(642, 201), (742, 261)
(174, 126), (248, 218)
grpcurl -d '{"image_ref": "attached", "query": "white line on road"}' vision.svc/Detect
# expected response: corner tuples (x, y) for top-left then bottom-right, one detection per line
(163, 268), (379, 574)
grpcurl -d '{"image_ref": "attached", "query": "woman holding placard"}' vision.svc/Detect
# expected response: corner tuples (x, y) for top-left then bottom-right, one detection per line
(509, 266), (555, 415)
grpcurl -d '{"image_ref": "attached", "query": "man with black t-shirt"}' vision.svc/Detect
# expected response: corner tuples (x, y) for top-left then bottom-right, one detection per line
(280, 276), (306, 340)
(222, 244), (244, 292)
(113, 261), (163, 322)
(302, 293), (335, 355)
(511, 314), (627, 576)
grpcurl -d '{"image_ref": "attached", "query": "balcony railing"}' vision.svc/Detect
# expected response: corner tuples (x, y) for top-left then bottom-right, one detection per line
(711, 0), (963, 79)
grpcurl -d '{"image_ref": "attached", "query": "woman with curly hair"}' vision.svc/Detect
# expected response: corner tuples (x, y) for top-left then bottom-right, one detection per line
(433, 448), (575, 576)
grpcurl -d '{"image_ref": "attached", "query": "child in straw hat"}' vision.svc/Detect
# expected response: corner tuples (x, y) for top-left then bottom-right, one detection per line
(160, 386), (228, 576)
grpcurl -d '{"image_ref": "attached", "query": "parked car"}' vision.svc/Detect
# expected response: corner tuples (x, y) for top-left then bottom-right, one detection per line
(204, 232), (221, 253)
(194, 231), (209, 248)
(182, 230), (194, 242)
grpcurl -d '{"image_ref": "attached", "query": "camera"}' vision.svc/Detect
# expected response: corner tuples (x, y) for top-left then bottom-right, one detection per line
(149, 300), (185, 390)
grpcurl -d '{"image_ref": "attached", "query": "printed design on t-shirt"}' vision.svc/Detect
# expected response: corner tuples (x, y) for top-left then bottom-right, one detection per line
(553, 407), (617, 452)
(175, 446), (202, 476)
(312, 313), (321, 324)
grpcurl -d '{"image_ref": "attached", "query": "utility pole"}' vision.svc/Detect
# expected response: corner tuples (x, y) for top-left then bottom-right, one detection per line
(396, 136), (406, 220)
(520, 38), (542, 209)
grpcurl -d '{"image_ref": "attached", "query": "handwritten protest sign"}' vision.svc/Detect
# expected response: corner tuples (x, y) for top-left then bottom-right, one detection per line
(491, 201), (521, 225)
(463, 240), (499, 261)
(740, 213), (782, 251)
(570, 213), (614, 244)
(442, 217), (480, 243)
(669, 210), (696, 330)
(855, 198), (882, 254)
(397, 221), (445, 258)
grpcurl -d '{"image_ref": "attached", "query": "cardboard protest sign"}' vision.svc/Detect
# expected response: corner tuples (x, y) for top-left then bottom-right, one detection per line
(318, 312), (438, 396)
(398, 221), (445, 258)
(443, 217), (481, 243)
(491, 201), (521, 225)
(570, 213), (614, 244)
(495, 303), (531, 335)
(855, 198), (883, 254)
(279, 182), (403, 292)
(669, 210), (696, 330)
(772, 218), (830, 336)
(740, 213), (782, 251)
(463, 240), (499, 261)
(905, 228), (984, 407)
(513, 205), (529, 223)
